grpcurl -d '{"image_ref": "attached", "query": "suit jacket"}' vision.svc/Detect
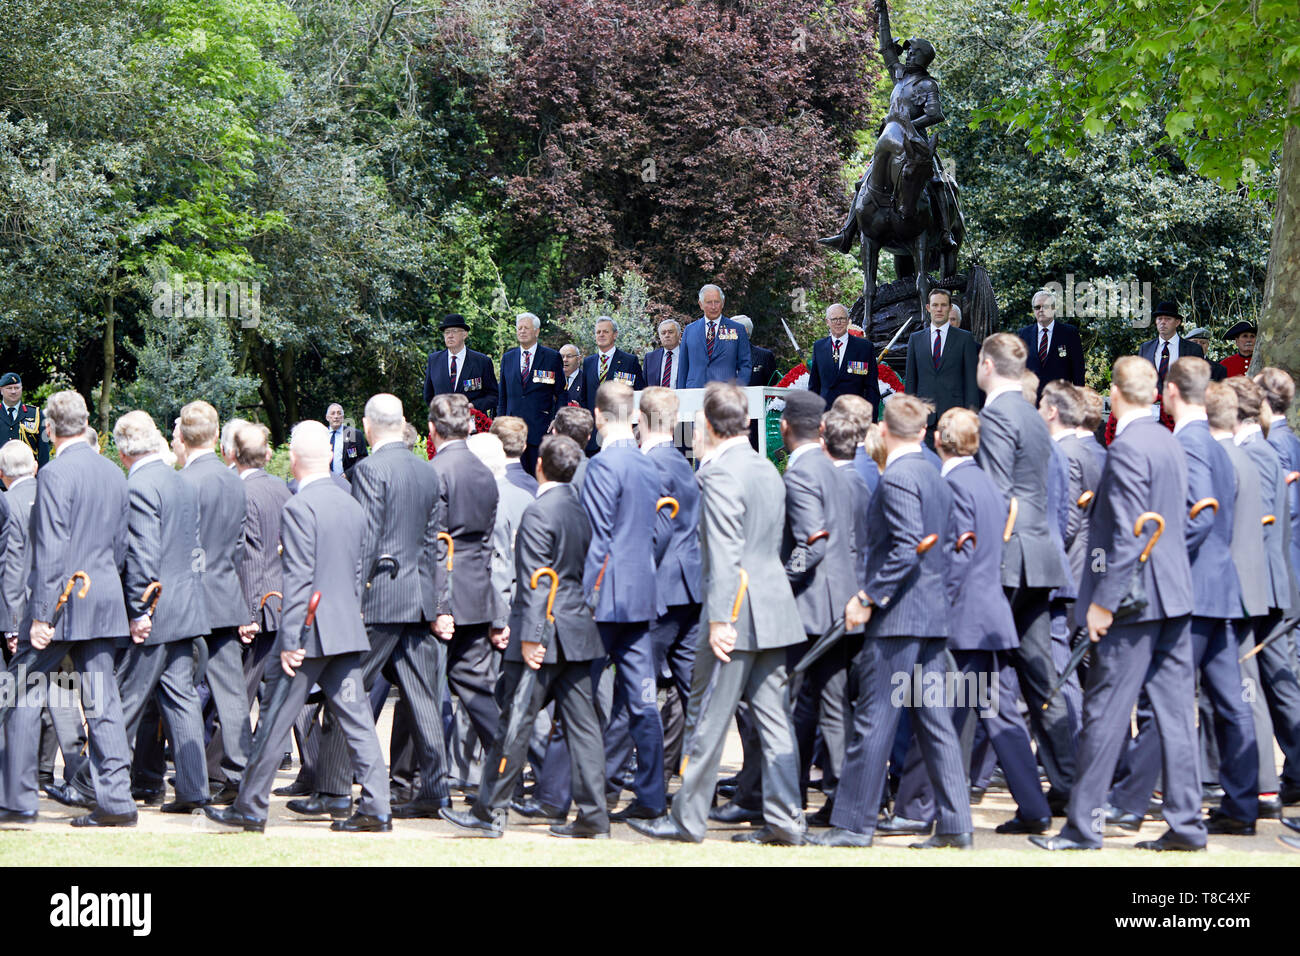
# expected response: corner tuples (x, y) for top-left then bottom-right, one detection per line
(1175, 420), (1241, 620)
(24, 441), (129, 640)
(1238, 430), (1292, 611)
(1019, 322), (1086, 390)
(976, 391), (1067, 589)
(348, 442), (440, 625)
(491, 477), (535, 629)
(0, 402), (51, 466)
(1266, 418), (1300, 586)
(697, 440), (803, 651)
(1057, 433), (1101, 590)
(646, 441), (702, 608)
(861, 451), (952, 638)
(581, 350), (646, 454)
(780, 446), (857, 636)
(807, 335), (879, 415)
(278, 476), (368, 657)
(1046, 439), (1076, 601)
(237, 469), (291, 633)
(498, 346), (566, 446)
(1075, 417), (1193, 624)
(904, 324), (980, 430)
(838, 463), (872, 597)
(852, 447), (880, 497)
(424, 347), (499, 415)
(563, 371), (585, 407)
(944, 460), (1018, 650)
(180, 452), (250, 629)
(680, 316), (752, 387)
(1, 477), (36, 632)
(643, 347), (686, 390)
(1138, 336), (1205, 388)
(1219, 436), (1271, 618)
(328, 425), (368, 476)
(504, 460), (538, 496)
(429, 440), (499, 625)
(750, 346), (779, 388)
(506, 483), (602, 663)
(123, 459), (209, 644)
(580, 438), (662, 622)
(1079, 432), (1107, 474)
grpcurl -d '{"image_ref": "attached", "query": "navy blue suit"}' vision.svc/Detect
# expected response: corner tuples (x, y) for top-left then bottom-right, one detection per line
(1019, 322), (1086, 391)
(498, 346), (566, 472)
(563, 371), (584, 407)
(680, 316), (752, 387)
(643, 348), (685, 390)
(807, 336), (879, 416)
(424, 348), (499, 415)
(580, 350), (646, 454)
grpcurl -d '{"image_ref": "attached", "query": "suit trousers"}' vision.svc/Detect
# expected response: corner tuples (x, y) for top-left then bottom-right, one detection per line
(236, 652), (389, 820)
(1110, 617), (1259, 822)
(1008, 587), (1077, 799)
(1060, 616), (1205, 848)
(202, 627), (254, 786)
(475, 659), (609, 831)
(598, 621), (665, 811)
(1, 639), (136, 815)
(1236, 621), (1280, 792)
(790, 634), (854, 807)
(242, 630), (276, 707)
(315, 623), (450, 805)
(444, 623), (501, 755)
(671, 642), (803, 842)
(1251, 610), (1300, 787)
(830, 637), (972, 836)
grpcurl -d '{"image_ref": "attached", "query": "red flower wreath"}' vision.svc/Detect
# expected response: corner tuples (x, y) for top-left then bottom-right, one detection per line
(773, 327), (903, 396)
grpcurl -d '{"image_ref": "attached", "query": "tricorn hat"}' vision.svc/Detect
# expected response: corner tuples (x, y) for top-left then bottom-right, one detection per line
(439, 313), (469, 331)
(1223, 321), (1257, 340)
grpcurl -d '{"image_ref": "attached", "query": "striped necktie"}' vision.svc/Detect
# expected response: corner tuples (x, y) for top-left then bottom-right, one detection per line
(599, 352), (610, 381)
(1039, 328), (1049, 368)
(520, 348), (531, 383)
(707, 321), (717, 358)
(662, 350), (673, 387)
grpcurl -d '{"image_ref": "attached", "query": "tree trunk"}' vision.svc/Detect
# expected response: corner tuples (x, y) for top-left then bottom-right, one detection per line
(1257, 80), (1300, 395)
(99, 276), (116, 435)
(280, 345), (298, 428)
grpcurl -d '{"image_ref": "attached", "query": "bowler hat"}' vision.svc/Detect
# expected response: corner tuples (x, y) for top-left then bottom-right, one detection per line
(1151, 301), (1183, 322)
(440, 313), (469, 331)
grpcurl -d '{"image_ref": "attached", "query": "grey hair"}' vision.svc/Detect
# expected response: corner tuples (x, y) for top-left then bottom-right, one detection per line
(559, 344), (580, 358)
(113, 410), (161, 458)
(657, 319), (681, 334)
(220, 417), (249, 456)
(950, 304), (962, 321)
(730, 314), (753, 336)
(698, 284), (725, 304)
(594, 315), (618, 334)
(1032, 289), (1057, 308)
(289, 420), (330, 466)
(466, 433), (507, 479)
(363, 393), (405, 432)
(44, 390), (89, 438)
(826, 303), (849, 320)
(516, 312), (542, 330)
(0, 439), (35, 479)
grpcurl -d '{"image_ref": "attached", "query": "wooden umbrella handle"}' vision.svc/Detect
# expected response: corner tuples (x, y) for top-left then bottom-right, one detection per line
(917, 533), (939, 554)
(141, 581), (162, 615)
(1076, 490), (1095, 508)
(656, 496), (679, 519)
(1134, 511), (1165, 563)
(730, 569), (750, 623)
(436, 532), (454, 571)
(529, 567), (559, 622)
(1003, 497), (1018, 543)
(1189, 497), (1219, 520)
(955, 531), (976, 553)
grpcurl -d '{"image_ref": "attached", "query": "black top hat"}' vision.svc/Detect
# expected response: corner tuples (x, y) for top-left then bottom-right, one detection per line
(439, 313), (469, 331)
(1151, 301), (1183, 322)
(1223, 321), (1257, 340)
(0, 372), (20, 387)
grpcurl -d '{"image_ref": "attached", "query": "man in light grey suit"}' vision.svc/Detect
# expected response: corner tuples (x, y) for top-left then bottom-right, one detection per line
(176, 401), (255, 802)
(204, 420), (390, 832)
(630, 382), (806, 845)
(0, 391), (137, 826)
(59, 412), (212, 813)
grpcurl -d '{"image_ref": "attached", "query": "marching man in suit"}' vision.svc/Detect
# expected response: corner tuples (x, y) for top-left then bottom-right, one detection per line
(441, 435), (611, 839)
(904, 288), (979, 443)
(643, 319), (686, 391)
(580, 317), (646, 454)
(1032, 356), (1205, 852)
(498, 312), (566, 474)
(423, 313), (500, 416)
(808, 303), (880, 417)
(680, 284), (753, 387)
(0, 372), (51, 466)
(630, 382), (805, 845)
(1019, 289), (1086, 396)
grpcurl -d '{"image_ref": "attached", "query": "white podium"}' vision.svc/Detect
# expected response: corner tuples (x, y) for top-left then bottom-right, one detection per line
(633, 386), (792, 460)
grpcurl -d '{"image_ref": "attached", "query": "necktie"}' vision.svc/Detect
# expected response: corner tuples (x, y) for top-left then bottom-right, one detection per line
(1158, 341), (1170, 386)
(707, 321), (717, 358)
(933, 329), (942, 370)
(449, 352), (458, 386)
(330, 429), (338, 473)
(1039, 328), (1049, 368)
(662, 350), (673, 387)
(833, 339), (841, 368)
(6, 407), (14, 427)
(599, 352), (610, 381)
(520, 348), (531, 384)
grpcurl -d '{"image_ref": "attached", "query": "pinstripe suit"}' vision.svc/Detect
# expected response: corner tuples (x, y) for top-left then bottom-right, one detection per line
(235, 468), (290, 704)
(313, 441), (451, 806)
(1, 440), (136, 817)
(829, 450), (971, 838)
(180, 451), (253, 788)
(235, 476), (389, 821)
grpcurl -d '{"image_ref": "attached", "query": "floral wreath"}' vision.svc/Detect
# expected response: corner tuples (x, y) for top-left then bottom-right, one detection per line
(767, 326), (902, 412)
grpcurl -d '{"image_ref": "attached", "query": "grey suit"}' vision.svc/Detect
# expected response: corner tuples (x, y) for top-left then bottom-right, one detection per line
(1, 441), (136, 817)
(235, 476), (389, 821)
(1057, 433), (1101, 590)
(235, 468), (291, 706)
(671, 440), (805, 842)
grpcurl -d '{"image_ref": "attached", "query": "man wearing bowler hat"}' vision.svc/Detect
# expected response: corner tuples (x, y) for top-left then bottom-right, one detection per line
(424, 314), (500, 416)
(0, 373), (50, 466)
(1219, 321), (1257, 379)
(1137, 302), (1205, 393)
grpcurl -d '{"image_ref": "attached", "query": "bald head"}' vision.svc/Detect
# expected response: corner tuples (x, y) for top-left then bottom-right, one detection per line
(363, 393), (405, 444)
(289, 420), (331, 480)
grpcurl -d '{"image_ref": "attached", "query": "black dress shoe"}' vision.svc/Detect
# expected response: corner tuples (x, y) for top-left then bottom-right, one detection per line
(279, 752), (294, 771)
(805, 826), (872, 847)
(732, 826), (804, 846)
(46, 782), (96, 810)
(910, 832), (972, 849)
(510, 798), (566, 823)
(391, 799), (450, 819)
(876, 813), (931, 836)
(1205, 808), (1255, 835)
(208, 784), (239, 806)
(1028, 834), (1096, 851)
(70, 810), (137, 828)
(286, 794), (352, 819)
(1280, 783), (1300, 805)
(132, 787), (165, 806)
(202, 805), (265, 832)
(609, 800), (664, 822)
(627, 814), (700, 843)
(1202, 783), (1226, 803)
(1135, 831), (1206, 852)
(969, 786), (986, 805)
(390, 787), (415, 805)
(988, 769), (1009, 791)
(272, 779), (313, 798)
(715, 778), (739, 800)
(160, 799), (208, 814)
(549, 821), (609, 839)
(1277, 833), (1300, 852)
(707, 801), (763, 824)
(1105, 806), (1143, 832)
(0, 808), (38, 825)
(331, 813), (391, 832)
(439, 806), (504, 837)
(806, 804), (835, 828)
(995, 815), (1051, 835)
(1046, 793), (1070, 817)
(1260, 794), (1285, 819)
